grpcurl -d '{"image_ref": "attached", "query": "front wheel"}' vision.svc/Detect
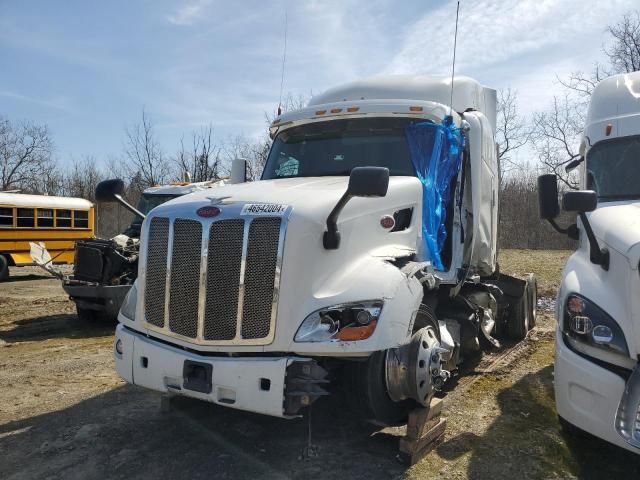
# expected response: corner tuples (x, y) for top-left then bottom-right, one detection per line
(507, 285), (530, 341)
(342, 304), (440, 426)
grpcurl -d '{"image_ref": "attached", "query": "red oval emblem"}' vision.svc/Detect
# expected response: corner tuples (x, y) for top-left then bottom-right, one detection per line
(197, 206), (221, 218)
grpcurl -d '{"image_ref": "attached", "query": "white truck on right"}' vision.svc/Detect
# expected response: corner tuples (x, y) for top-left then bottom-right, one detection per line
(538, 70), (640, 453)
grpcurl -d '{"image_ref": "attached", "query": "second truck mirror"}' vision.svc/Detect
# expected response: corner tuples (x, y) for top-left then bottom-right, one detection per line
(95, 179), (125, 203)
(537, 174), (560, 220)
(95, 178), (145, 219)
(562, 191), (598, 213)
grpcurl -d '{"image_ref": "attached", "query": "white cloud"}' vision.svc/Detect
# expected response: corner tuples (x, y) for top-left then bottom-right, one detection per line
(167, 0), (213, 26)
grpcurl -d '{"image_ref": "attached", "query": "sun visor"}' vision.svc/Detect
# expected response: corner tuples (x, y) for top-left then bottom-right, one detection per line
(405, 119), (464, 270)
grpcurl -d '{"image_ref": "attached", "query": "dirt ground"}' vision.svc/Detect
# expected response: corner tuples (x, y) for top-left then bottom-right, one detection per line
(2, 253), (640, 480)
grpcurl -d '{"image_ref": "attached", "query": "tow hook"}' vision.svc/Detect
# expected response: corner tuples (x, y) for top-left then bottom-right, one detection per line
(385, 328), (450, 406)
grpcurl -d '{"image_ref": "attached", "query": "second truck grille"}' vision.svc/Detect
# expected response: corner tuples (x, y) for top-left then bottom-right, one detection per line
(143, 215), (283, 345)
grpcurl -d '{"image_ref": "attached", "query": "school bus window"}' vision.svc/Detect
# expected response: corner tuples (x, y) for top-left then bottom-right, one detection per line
(74, 210), (89, 229)
(0, 207), (13, 227)
(37, 208), (54, 228)
(17, 208), (35, 228)
(56, 209), (72, 228)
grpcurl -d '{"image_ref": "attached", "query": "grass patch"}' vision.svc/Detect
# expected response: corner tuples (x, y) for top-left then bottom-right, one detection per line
(499, 249), (573, 296)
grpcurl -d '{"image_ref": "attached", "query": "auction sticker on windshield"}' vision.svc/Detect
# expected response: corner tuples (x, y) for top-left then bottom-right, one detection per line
(240, 203), (289, 215)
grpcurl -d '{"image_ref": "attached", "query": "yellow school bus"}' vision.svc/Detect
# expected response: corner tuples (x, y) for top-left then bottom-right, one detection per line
(0, 193), (95, 280)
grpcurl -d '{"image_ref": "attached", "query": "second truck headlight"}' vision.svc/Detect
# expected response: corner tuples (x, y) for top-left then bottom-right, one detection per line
(294, 301), (383, 342)
(120, 283), (138, 320)
(564, 294), (629, 357)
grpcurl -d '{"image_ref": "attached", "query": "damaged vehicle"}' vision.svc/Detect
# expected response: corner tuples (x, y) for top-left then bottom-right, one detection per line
(109, 75), (536, 424)
(63, 180), (226, 321)
(538, 70), (640, 453)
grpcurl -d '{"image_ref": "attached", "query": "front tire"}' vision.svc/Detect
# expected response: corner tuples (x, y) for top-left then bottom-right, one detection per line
(507, 285), (530, 341)
(343, 304), (439, 426)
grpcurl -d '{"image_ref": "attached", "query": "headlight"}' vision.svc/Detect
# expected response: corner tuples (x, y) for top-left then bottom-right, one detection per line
(294, 301), (383, 342)
(120, 283), (138, 320)
(563, 294), (629, 357)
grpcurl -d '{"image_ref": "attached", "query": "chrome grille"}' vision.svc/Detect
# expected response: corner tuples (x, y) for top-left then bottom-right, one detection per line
(242, 218), (281, 339)
(143, 209), (286, 345)
(204, 219), (244, 340)
(168, 219), (202, 338)
(145, 217), (169, 327)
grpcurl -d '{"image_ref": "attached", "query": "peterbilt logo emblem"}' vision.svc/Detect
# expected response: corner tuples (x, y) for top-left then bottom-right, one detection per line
(196, 206), (221, 218)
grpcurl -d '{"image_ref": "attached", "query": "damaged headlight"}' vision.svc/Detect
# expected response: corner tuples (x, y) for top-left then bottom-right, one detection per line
(120, 282), (138, 320)
(564, 294), (629, 358)
(294, 301), (383, 342)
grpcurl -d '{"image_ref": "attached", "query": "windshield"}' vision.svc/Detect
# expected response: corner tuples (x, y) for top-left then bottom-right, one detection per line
(262, 117), (419, 180)
(124, 194), (181, 237)
(587, 135), (640, 201)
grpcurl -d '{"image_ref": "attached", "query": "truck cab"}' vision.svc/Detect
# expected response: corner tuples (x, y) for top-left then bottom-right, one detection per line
(112, 75), (533, 424)
(538, 71), (640, 453)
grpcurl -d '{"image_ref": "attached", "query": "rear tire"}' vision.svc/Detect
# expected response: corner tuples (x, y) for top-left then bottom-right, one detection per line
(0, 255), (9, 282)
(507, 286), (530, 341)
(343, 304), (439, 426)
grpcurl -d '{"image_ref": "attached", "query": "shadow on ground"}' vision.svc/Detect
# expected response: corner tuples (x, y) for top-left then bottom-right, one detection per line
(437, 364), (640, 479)
(0, 314), (116, 344)
(0, 385), (410, 480)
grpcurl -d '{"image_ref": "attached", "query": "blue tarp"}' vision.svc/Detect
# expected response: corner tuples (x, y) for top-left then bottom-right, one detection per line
(405, 118), (464, 270)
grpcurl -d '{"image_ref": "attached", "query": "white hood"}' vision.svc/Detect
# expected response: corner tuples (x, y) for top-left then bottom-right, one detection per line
(590, 201), (640, 267)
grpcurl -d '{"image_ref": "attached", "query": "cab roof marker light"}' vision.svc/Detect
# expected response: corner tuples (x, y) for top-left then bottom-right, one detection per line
(347, 107), (360, 112)
(606, 123), (613, 136)
(315, 110), (326, 115)
(330, 108), (342, 113)
(409, 106), (424, 112)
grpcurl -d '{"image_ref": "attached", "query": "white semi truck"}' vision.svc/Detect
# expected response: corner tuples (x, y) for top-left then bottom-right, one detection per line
(104, 75), (535, 424)
(538, 70), (640, 453)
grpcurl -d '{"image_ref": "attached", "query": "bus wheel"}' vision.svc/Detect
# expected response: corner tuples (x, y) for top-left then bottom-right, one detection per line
(0, 255), (9, 282)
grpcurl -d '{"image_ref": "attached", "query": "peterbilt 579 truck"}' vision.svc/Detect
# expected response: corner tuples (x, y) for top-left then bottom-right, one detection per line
(105, 75), (535, 425)
(538, 70), (640, 453)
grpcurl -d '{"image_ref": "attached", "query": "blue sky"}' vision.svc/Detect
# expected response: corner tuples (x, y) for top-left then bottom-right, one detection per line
(1, 0), (637, 167)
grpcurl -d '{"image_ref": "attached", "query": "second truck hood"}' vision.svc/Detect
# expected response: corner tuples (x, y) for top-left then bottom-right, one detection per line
(590, 201), (640, 267)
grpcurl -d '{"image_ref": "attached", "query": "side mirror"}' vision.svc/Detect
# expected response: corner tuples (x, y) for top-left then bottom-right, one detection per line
(95, 179), (145, 219)
(323, 167), (390, 250)
(95, 179), (125, 203)
(347, 166), (389, 197)
(231, 158), (247, 184)
(562, 190), (597, 213)
(537, 174), (560, 220)
(565, 156), (584, 173)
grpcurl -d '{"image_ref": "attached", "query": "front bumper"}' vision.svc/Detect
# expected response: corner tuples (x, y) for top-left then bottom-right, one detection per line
(64, 283), (130, 317)
(555, 331), (639, 453)
(114, 324), (326, 418)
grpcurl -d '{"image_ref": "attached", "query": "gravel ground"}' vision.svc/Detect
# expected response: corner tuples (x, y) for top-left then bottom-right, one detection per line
(1, 258), (640, 479)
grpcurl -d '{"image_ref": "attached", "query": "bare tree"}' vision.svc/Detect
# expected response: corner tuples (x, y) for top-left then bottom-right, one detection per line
(174, 124), (223, 182)
(0, 116), (55, 192)
(222, 134), (271, 181)
(559, 10), (640, 97)
(531, 95), (583, 188)
(62, 155), (103, 201)
(122, 109), (171, 190)
(496, 88), (529, 181)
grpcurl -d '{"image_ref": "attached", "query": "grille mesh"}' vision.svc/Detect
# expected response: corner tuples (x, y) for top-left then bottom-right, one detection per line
(168, 219), (202, 338)
(145, 217), (169, 327)
(203, 219), (244, 340)
(241, 217), (281, 339)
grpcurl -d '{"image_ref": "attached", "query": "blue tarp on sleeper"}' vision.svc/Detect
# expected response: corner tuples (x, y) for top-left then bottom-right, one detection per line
(405, 118), (464, 270)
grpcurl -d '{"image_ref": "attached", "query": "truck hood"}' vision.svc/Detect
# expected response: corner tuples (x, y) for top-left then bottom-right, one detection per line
(160, 176), (421, 225)
(590, 200), (640, 267)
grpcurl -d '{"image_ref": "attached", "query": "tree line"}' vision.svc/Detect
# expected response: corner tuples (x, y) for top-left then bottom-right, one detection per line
(2, 11), (638, 248)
